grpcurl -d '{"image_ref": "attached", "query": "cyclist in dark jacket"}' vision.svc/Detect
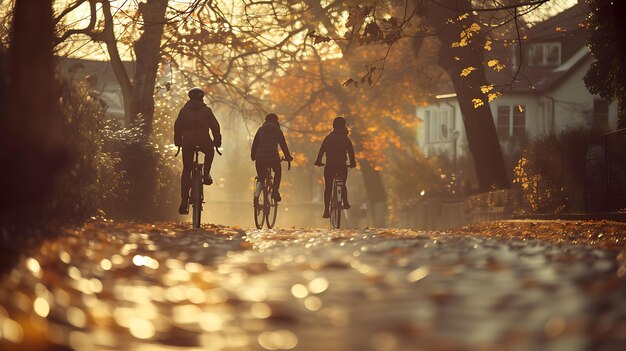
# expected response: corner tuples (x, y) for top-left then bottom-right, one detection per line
(314, 117), (356, 218)
(174, 87), (221, 214)
(251, 113), (293, 202)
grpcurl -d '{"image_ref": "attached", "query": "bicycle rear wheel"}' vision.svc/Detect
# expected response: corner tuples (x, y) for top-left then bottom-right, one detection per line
(330, 178), (341, 229)
(192, 170), (203, 228)
(254, 181), (265, 229)
(266, 182), (278, 229)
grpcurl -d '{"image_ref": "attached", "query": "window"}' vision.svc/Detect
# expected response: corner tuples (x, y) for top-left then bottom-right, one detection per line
(513, 107), (525, 137)
(497, 105), (526, 138)
(440, 108), (450, 140)
(425, 110), (431, 143)
(427, 108), (452, 142)
(510, 45), (519, 72)
(593, 99), (609, 130)
(429, 110), (438, 142)
(497, 106), (510, 138)
(528, 43), (561, 67)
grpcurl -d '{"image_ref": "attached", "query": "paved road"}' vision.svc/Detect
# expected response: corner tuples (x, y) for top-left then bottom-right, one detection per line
(1, 221), (625, 351)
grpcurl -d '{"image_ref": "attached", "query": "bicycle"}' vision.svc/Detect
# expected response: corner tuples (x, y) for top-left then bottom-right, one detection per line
(176, 145), (222, 228)
(253, 158), (290, 229)
(316, 163), (352, 229)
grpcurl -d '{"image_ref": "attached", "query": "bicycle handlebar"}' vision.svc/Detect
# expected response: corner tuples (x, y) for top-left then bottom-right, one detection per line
(315, 162), (355, 168)
(281, 157), (291, 171)
(174, 145), (223, 156)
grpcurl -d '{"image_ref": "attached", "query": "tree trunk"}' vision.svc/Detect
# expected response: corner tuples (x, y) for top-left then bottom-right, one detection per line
(99, 0), (133, 125)
(423, 0), (510, 192)
(131, 0), (169, 136)
(610, 1), (626, 128)
(1, 0), (65, 212)
(351, 131), (389, 227)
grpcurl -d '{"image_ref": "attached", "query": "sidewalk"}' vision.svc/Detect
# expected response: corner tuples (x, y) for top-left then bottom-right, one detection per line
(455, 219), (626, 250)
(513, 212), (626, 222)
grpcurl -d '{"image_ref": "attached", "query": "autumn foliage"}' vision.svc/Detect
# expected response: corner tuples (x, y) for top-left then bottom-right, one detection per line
(269, 39), (436, 168)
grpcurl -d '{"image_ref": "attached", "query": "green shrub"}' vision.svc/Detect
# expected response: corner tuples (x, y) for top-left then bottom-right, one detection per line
(513, 127), (589, 214)
(100, 124), (179, 220)
(386, 146), (445, 221)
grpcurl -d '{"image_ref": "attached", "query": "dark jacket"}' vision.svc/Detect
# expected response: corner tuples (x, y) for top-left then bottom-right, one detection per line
(251, 121), (291, 163)
(174, 99), (221, 148)
(315, 127), (356, 166)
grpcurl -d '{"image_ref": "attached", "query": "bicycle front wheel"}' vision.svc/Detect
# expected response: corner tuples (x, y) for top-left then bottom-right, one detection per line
(192, 171), (203, 228)
(330, 180), (341, 229)
(266, 188), (278, 229)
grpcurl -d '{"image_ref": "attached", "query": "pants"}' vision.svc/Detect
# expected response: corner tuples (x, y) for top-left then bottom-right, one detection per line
(181, 145), (214, 199)
(255, 160), (281, 193)
(324, 164), (348, 212)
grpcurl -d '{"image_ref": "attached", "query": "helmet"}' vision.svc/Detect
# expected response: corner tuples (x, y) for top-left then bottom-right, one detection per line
(188, 87), (205, 99)
(333, 116), (346, 129)
(265, 113), (279, 124)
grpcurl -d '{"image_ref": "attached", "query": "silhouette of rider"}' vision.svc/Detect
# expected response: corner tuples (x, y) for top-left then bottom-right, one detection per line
(174, 87), (221, 214)
(251, 113), (293, 202)
(314, 117), (356, 218)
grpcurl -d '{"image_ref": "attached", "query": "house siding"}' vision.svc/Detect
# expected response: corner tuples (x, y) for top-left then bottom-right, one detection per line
(417, 55), (618, 161)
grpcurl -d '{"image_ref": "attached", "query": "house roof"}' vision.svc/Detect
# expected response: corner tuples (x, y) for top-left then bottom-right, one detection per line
(486, 47), (591, 94)
(526, 2), (589, 41)
(56, 57), (134, 120)
(487, 2), (590, 93)
(433, 2), (591, 98)
(57, 57), (135, 90)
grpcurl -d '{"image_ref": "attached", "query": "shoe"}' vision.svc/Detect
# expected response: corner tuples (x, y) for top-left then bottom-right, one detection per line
(273, 190), (281, 202)
(203, 174), (213, 185)
(179, 198), (189, 214)
(343, 200), (351, 210)
(253, 196), (259, 208)
(322, 210), (330, 218)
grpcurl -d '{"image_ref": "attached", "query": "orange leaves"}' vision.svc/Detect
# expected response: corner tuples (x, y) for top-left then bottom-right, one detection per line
(487, 59), (505, 72)
(346, 6), (372, 29)
(360, 22), (384, 44)
(480, 84), (494, 94)
(306, 30), (332, 44)
(342, 78), (355, 87)
(484, 40), (492, 51)
(343, 66), (378, 88)
(487, 92), (501, 102)
(267, 39), (430, 167)
(451, 22), (481, 48)
(472, 98), (484, 108)
(460, 66), (476, 77)
(344, 5), (403, 46)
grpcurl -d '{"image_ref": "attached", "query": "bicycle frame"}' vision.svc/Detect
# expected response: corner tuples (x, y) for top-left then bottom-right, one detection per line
(330, 172), (345, 229)
(190, 148), (204, 228)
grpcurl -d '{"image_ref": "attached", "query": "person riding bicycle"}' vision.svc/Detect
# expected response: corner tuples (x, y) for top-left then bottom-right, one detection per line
(174, 87), (221, 215)
(314, 116), (356, 218)
(251, 113), (293, 202)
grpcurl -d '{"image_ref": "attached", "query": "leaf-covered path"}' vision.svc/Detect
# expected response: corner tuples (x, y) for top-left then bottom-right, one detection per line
(1, 220), (626, 351)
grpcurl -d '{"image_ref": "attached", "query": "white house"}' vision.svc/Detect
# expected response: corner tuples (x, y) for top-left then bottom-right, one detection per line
(58, 57), (134, 125)
(416, 3), (618, 162)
